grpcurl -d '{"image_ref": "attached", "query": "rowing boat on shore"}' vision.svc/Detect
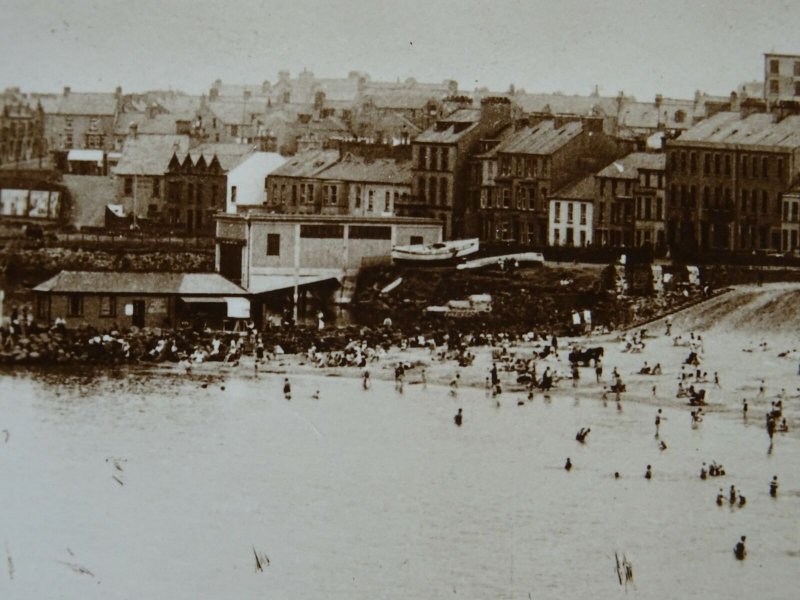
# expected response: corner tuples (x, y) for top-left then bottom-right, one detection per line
(391, 238), (479, 264)
(456, 252), (545, 270)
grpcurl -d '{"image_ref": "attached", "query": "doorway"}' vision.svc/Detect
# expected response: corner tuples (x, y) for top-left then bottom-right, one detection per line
(132, 300), (146, 328)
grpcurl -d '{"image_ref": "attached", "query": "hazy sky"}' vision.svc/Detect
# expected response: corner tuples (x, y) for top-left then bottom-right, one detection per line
(1, 0), (798, 100)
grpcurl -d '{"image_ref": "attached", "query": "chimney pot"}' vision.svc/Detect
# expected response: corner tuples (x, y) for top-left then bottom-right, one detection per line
(63, 86), (71, 97)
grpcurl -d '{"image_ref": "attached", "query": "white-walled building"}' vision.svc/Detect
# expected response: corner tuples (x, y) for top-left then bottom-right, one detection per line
(225, 152), (286, 213)
(549, 175), (594, 247)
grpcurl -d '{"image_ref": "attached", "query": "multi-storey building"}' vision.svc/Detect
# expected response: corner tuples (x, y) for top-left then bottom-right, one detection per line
(41, 87), (121, 154)
(594, 152), (666, 248)
(163, 143), (259, 234)
(549, 175), (594, 247)
(484, 115), (623, 245)
(406, 97), (513, 238)
(764, 53), (800, 107)
(665, 111), (800, 252)
(0, 90), (45, 166)
(265, 148), (411, 217)
(113, 134), (191, 224)
(781, 186), (800, 252)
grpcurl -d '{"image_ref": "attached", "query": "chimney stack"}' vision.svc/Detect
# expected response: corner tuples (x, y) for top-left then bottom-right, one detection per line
(129, 122), (138, 139)
(63, 86), (71, 97)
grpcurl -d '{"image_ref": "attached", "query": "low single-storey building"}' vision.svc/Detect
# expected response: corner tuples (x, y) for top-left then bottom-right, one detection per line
(33, 271), (249, 330)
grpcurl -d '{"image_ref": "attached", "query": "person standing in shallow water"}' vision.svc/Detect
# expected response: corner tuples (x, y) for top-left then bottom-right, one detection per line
(770, 476), (778, 498)
(644, 465), (652, 480)
(734, 536), (747, 560)
(283, 377), (291, 400)
(564, 457), (572, 471)
(454, 408), (463, 427)
(655, 409), (662, 437)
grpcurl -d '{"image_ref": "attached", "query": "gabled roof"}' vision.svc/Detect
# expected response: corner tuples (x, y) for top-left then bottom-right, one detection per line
(553, 175), (595, 201)
(113, 135), (190, 176)
(495, 120), (583, 155)
(512, 92), (619, 116)
(39, 92), (118, 116)
(675, 112), (800, 148)
(177, 142), (257, 171)
(617, 100), (696, 131)
(207, 101), (265, 126)
(115, 112), (193, 136)
(316, 155), (412, 185)
(268, 149), (341, 178)
(363, 90), (443, 110)
(34, 271), (248, 295)
(597, 152), (666, 179)
(416, 108), (482, 143)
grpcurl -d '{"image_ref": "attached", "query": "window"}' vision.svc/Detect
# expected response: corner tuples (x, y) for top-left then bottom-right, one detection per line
(753, 156), (760, 178)
(428, 178), (437, 205)
(777, 158), (784, 179)
(528, 188), (536, 210)
(124, 177), (133, 195)
(231, 125), (238, 137)
(324, 185), (338, 205)
(418, 146), (427, 169)
(502, 188), (511, 209)
(795, 61), (800, 76)
(355, 185), (362, 208)
(266, 233), (280, 255)
(231, 185), (237, 203)
(410, 235), (424, 245)
(566, 203), (573, 224)
(724, 154), (731, 176)
(714, 154), (720, 175)
(440, 178), (448, 206)
(440, 148), (448, 170)
(306, 184), (314, 204)
(580, 203), (587, 225)
(99, 296), (116, 317)
(367, 189), (374, 212)
(703, 153), (710, 175)
(67, 294), (83, 317)
(350, 226), (391, 240)
(762, 157), (769, 178)
(384, 191), (391, 212)
(770, 79), (779, 94)
(656, 198), (663, 219)
(554, 202), (561, 222)
(690, 152), (697, 173)
(762, 191), (768, 213)
(300, 224), (344, 238)
(770, 59), (780, 74)
(741, 155), (749, 178)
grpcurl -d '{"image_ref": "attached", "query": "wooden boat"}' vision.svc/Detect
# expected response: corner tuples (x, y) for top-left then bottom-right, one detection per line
(456, 252), (545, 270)
(391, 238), (479, 264)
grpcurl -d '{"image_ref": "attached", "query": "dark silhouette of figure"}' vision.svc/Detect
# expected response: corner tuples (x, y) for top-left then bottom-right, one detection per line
(734, 536), (746, 560)
(564, 457), (572, 471)
(770, 476), (778, 498)
(644, 465), (652, 480)
(454, 408), (463, 427)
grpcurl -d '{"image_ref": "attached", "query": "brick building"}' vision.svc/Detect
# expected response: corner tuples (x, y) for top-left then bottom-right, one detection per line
(265, 148), (411, 216)
(482, 115), (623, 245)
(0, 90), (45, 166)
(41, 87), (121, 155)
(665, 111), (800, 252)
(594, 152), (666, 248)
(407, 97), (513, 239)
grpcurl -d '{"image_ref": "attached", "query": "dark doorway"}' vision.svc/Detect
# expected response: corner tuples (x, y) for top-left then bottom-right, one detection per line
(132, 300), (146, 328)
(219, 243), (243, 284)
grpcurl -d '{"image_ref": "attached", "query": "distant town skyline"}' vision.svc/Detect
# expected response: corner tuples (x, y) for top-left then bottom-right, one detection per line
(1, 0), (799, 100)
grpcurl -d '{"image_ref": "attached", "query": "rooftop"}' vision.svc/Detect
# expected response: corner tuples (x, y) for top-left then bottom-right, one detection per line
(315, 155), (412, 185)
(39, 92), (118, 116)
(114, 135), (190, 176)
(220, 211), (441, 226)
(596, 152), (666, 179)
(675, 112), (800, 148)
(416, 108), (481, 144)
(177, 143), (257, 171)
(268, 149), (341, 178)
(495, 120), (583, 155)
(34, 271), (248, 296)
(552, 175), (595, 201)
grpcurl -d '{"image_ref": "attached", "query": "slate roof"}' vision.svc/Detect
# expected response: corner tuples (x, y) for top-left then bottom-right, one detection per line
(553, 175), (596, 200)
(415, 108), (481, 143)
(495, 120), (583, 155)
(34, 271), (248, 295)
(177, 143), (257, 171)
(363, 90), (443, 110)
(316, 155), (412, 185)
(113, 135), (190, 176)
(596, 152), (666, 179)
(675, 112), (800, 148)
(268, 149), (341, 177)
(39, 93), (118, 116)
(512, 92), (620, 116)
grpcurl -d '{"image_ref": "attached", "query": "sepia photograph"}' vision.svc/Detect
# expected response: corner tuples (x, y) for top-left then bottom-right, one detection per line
(0, 0), (798, 597)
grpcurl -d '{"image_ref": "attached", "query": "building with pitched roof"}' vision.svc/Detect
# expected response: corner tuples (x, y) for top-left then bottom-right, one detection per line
(40, 86), (121, 154)
(481, 114), (624, 245)
(764, 53), (800, 108)
(265, 149), (411, 217)
(113, 133), (191, 223)
(1, 90), (46, 166)
(665, 110), (800, 252)
(408, 97), (514, 238)
(33, 271), (249, 329)
(594, 152), (666, 248)
(549, 175), (595, 247)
